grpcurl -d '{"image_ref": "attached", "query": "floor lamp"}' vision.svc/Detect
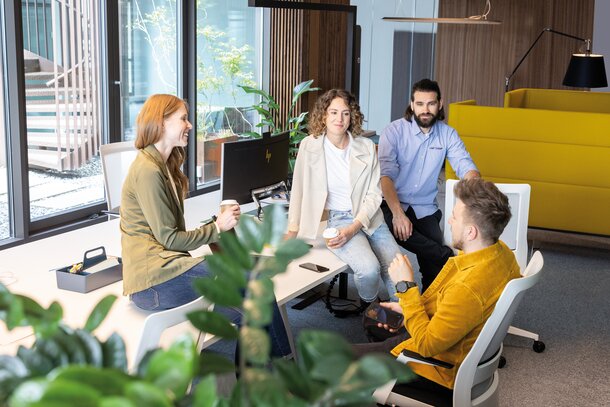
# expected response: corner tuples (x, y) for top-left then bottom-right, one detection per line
(505, 27), (608, 92)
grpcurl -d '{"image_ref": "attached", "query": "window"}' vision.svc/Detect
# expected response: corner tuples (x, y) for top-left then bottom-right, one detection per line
(195, 1), (261, 186)
(0, 23), (9, 241)
(119, 0), (179, 140)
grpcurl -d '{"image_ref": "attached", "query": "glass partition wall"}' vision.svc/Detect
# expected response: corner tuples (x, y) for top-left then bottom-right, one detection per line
(1, 0), (266, 248)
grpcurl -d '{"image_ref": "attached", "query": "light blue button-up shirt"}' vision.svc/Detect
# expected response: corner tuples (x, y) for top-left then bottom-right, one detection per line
(379, 118), (477, 219)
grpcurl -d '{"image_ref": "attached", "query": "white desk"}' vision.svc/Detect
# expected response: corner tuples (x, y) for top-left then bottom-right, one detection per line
(1, 190), (346, 364)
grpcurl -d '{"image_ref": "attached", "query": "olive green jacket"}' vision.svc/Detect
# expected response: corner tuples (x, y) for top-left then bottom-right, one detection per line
(120, 145), (218, 295)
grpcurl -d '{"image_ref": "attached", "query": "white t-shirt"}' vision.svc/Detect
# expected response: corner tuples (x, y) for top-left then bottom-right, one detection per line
(324, 135), (352, 211)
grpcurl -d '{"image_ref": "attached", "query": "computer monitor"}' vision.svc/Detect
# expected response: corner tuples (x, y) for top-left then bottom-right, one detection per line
(220, 132), (290, 205)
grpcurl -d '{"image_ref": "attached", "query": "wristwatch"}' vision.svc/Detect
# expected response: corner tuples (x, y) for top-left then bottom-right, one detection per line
(395, 280), (417, 293)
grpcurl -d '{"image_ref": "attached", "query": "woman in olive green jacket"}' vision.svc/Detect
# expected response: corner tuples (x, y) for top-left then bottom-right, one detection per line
(120, 94), (291, 357)
(120, 94), (240, 309)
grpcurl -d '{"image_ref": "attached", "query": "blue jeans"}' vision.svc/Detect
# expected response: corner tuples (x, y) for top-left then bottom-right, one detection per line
(130, 261), (292, 357)
(327, 210), (403, 302)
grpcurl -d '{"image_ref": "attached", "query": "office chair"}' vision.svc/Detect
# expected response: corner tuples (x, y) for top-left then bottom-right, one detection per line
(130, 296), (220, 369)
(444, 179), (545, 354)
(373, 251), (544, 407)
(99, 141), (138, 216)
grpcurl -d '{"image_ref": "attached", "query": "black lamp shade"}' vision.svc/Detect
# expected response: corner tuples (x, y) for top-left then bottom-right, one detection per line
(563, 54), (608, 88)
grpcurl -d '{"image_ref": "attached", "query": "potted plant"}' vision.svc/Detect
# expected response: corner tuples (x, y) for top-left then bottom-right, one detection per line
(239, 80), (320, 172)
(0, 205), (413, 406)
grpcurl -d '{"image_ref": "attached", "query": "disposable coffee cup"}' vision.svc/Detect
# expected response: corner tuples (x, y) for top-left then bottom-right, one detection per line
(220, 199), (239, 213)
(322, 227), (339, 246)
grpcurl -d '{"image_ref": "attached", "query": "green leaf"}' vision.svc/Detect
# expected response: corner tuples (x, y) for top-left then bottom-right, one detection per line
(6, 294), (24, 329)
(291, 80), (320, 105)
(240, 327), (270, 366)
(243, 298), (273, 328)
(273, 358), (321, 401)
(73, 329), (104, 367)
(84, 295), (117, 333)
(247, 278), (275, 304)
(240, 131), (261, 139)
(38, 378), (102, 406)
(49, 366), (132, 396)
(51, 328), (88, 365)
(35, 339), (70, 368)
(143, 336), (197, 401)
(238, 85), (270, 98)
(261, 204), (288, 248)
(198, 351), (235, 377)
(274, 238), (311, 264)
(124, 381), (172, 407)
(99, 396), (136, 407)
(188, 310), (238, 340)
(192, 277), (243, 308)
(17, 345), (54, 377)
(216, 231), (253, 269)
(243, 368), (295, 407)
(192, 375), (219, 407)
(296, 330), (355, 375)
(101, 333), (128, 371)
(8, 378), (50, 406)
(205, 254), (248, 289)
(235, 215), (264, 253)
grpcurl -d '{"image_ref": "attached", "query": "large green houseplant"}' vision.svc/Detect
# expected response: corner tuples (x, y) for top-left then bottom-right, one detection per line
(239, 80), (320, 171)
(0, 205), (413, 406)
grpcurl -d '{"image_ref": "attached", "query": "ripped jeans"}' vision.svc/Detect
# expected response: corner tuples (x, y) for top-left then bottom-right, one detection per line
(327, 210), (402, 303)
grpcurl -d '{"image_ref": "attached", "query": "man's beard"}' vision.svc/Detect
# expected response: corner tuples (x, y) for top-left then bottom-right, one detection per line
(414, 112), (438, 129)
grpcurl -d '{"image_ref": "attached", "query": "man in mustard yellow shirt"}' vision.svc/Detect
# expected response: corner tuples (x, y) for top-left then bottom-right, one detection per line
(354, 177), (520, 404)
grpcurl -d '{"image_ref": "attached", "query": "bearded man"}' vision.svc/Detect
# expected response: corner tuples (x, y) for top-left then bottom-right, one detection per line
(379, 79), (479, 291)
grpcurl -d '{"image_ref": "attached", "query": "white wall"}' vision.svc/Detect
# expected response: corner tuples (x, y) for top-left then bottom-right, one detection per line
(593, 0), (610, 92)
(351, 0), (438, 132)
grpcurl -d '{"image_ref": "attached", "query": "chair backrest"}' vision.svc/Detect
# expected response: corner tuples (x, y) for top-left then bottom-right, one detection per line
(453, 251), (544, 406)
(444, 179), (531, 272)
(99, 141), (138, 212)
(132, 296), (211, 368)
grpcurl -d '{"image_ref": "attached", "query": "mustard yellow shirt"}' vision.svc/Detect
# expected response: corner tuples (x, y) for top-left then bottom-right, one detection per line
(391, 240), (520, 389)
(120, 145), (218, 295)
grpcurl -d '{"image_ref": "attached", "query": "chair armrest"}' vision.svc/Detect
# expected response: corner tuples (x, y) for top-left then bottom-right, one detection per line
(397, 349), (454, 369)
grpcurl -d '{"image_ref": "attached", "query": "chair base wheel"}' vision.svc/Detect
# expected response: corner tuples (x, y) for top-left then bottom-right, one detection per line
(533, 340), (545, 353)
(498, 356), (506, 368)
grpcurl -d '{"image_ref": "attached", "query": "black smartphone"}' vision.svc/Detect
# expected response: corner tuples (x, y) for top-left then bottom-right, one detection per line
(364, 303), (404, 330)
(299, 262), (329, 273)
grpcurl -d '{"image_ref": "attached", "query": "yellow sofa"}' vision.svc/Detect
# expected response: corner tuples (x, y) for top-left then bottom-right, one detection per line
(446, 88), (610, 236)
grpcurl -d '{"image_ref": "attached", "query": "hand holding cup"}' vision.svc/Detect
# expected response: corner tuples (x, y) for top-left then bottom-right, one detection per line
(216, 199), (240, 232)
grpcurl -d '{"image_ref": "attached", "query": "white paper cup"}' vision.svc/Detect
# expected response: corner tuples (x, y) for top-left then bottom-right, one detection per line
(220, 199), (239, 213)
(322, 227), (339, 246)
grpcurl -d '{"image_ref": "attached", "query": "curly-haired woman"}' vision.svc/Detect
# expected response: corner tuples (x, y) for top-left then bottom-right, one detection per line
(287, 89), (404, 307)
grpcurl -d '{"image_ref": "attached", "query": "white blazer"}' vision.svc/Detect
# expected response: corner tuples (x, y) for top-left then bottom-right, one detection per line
(288, 133), (384, 240)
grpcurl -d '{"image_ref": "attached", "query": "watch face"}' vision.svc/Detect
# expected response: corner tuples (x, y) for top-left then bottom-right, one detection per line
(396, 281), (416, 293)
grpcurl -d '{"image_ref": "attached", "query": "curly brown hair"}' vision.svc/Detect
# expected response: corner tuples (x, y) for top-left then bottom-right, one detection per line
(308, 89), (364, 137)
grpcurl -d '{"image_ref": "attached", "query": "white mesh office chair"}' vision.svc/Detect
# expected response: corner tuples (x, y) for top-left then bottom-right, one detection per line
(444, 179), (544, 354)
(99, 141), (138, 215)
(373, 251), (544, 407)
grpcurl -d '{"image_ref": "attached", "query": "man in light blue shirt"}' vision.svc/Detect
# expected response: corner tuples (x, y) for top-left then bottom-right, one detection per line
(379, 79), (479, 290)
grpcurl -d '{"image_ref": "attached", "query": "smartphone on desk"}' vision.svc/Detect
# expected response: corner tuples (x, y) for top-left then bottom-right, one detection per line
(299, 262), (329, 273)
(364, 303), (404, 330)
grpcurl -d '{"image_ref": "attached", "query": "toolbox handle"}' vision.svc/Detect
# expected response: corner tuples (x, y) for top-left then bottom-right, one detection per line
(83, 246), (107, 269)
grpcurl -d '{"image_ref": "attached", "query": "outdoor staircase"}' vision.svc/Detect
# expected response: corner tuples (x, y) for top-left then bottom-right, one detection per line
(25, 55), (95, 171)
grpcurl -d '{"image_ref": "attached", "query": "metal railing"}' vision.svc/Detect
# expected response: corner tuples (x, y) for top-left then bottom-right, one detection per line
(24, 0), (101, 170)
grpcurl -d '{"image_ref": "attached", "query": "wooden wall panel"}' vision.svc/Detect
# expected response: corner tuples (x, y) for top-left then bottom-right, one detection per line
(269, 0), (349, 129)
(435, 0), (595, 109)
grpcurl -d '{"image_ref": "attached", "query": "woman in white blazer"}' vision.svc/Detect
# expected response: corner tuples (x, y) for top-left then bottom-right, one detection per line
(287, 89), (401, 307)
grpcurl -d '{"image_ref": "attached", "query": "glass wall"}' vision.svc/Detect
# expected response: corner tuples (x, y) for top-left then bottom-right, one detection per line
(23, 0), (105, 222)
(0, 30), (9, 241)
(195, 1), (261, 186)
(119, 0), (179, 141)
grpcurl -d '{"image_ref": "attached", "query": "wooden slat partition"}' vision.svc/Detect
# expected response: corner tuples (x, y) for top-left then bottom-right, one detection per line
(268, 0), (350, 130)
(435, 0), (595, 109)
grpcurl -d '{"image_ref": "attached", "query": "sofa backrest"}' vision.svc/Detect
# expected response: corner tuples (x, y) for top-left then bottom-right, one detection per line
(504, 88), (610, 114)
